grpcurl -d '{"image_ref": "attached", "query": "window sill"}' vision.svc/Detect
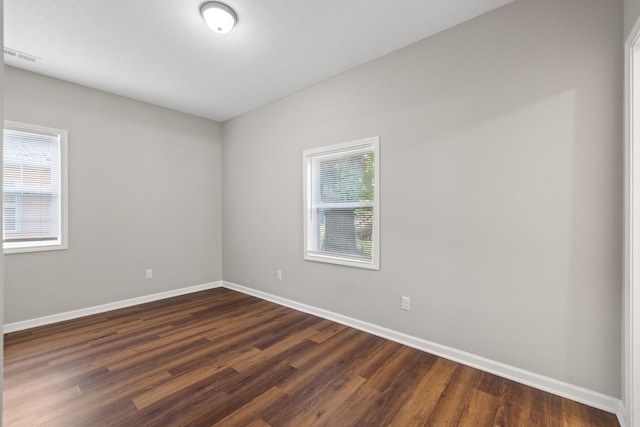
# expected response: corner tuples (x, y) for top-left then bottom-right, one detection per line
(304, 253), (379, 270)
(4, 243), (68, 255)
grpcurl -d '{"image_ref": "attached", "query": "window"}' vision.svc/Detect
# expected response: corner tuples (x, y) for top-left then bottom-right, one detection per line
(303, 136), (380, 269)
(3, 121), (68, 253)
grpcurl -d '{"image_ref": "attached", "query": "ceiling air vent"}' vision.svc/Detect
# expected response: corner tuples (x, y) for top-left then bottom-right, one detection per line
(3, 47), (39, 63)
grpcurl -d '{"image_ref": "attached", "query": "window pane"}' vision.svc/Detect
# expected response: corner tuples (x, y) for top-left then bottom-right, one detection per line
(319, 207), (373, 259)
(3, 193), (17, 232)
(320, 153), (373, 203)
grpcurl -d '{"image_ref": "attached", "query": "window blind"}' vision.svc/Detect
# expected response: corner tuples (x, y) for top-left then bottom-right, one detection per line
(3, 127), (62, 246)
(316, 150), (374, 258)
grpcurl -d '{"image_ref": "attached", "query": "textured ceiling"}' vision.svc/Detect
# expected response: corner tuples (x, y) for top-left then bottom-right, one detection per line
(5, 0), (513, 122)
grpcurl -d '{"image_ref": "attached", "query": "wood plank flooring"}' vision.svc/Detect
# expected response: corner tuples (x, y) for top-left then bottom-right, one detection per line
(4, 288), (619, 426)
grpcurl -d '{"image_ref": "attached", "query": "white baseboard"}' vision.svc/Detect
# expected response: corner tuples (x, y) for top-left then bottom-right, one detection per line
(3, 281), (224, 334)
(3, 279), (622, 416)
(618, 401), (627, 427)
(223, 281), (622, 415)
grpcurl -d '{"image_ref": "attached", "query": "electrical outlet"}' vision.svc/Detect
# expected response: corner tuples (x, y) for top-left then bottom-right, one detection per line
(145, 269), (153, 279)
(401, 296), (410, 311)
(276, 269), (283, 281)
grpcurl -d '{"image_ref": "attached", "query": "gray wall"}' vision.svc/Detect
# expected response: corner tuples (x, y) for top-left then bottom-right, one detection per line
(4, 67), (223, 323)
(222, 0), (623, 397)
(626, 0), (640, 39)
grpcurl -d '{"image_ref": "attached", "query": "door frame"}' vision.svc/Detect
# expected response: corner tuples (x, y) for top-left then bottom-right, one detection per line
(624, 16), (640, 427)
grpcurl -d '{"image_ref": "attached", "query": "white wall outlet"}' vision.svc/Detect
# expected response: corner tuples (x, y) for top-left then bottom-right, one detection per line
(145, 269), (153, 279)
(276, 269), (283, 281)
(401, 296), (410, 311)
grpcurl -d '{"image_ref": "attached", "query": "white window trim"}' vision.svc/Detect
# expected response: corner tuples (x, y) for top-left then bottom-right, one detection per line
(3, 120), (69, 254)
(303, 136), (380, 270)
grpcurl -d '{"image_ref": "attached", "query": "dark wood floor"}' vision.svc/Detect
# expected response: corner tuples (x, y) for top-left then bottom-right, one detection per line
(4, 288), (619, 426)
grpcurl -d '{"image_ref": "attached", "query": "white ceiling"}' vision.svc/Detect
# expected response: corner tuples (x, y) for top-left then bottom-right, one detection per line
(5, 0), (513, 122)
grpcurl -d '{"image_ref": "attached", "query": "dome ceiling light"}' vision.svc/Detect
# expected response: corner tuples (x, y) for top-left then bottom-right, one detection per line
(200, 2), (237, 34)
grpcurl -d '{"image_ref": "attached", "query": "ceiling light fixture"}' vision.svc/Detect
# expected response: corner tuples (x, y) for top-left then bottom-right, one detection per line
(200, 2), (237, 34)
